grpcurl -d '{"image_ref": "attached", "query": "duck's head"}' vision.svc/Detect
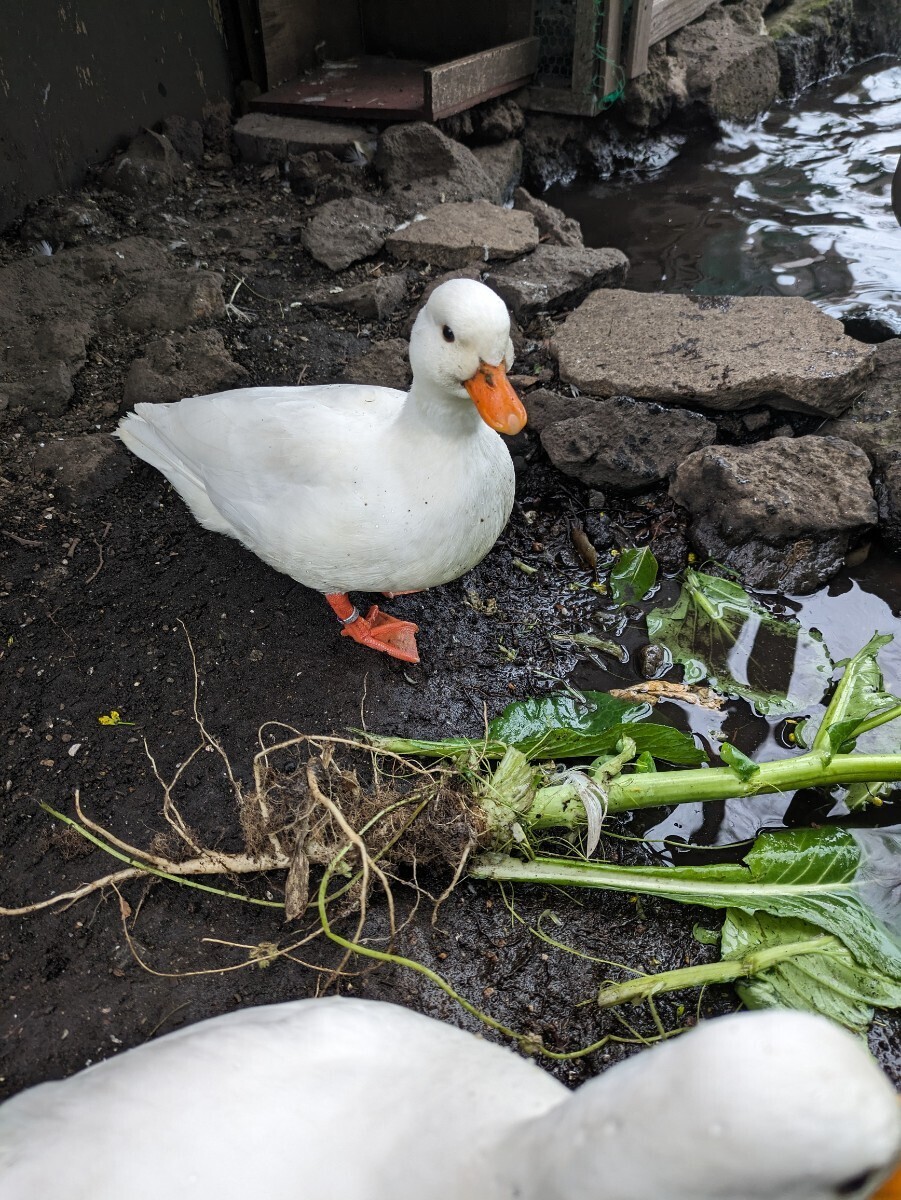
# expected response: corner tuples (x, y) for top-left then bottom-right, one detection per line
(515, 1010), (901, 1200)
(409, 278), (527, 435)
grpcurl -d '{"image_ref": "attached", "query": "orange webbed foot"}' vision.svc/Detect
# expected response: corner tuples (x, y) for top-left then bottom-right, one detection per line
(326, 594), (420, 664)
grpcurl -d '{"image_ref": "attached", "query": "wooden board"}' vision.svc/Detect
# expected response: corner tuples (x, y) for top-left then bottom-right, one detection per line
(254, 57), (427, 121)
(569, 0), (599, 98)
(599, 0), (624, 99)
(425, 36), (539, 119)
(625, 0), (654, 78)
(257, 0), (317, 89)
(649, 0), (719, 46)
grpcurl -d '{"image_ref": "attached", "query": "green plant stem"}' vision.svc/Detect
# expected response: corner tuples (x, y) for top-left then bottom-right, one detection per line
(527, 749), (901, 822)
(595, 934), (836, 1008)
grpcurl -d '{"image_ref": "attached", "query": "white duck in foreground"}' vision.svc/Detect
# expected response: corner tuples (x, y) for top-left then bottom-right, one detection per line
(1, 999), (899, 1200)
(116, 279), (526, 664)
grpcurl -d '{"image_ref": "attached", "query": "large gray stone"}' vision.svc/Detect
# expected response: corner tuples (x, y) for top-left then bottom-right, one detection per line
(472, 140), (523, 204)
(234, 113), (372, 163)
(122, 330), (247, 409)
(512, 187), (583, 247)
(386, 201), (538, 268)
(670, 436), (877, 592)
(553, 290), (875, 416)
(304, 274), (408, 321)
(374, 122), (497, 215)
(341, 339), (411, 391)
(541, 396), (717, 491)
(486, 245), (628, 319)
(670, 2), (780, 122)
(102, 130), (187, 195)
(820, 340), (901, 467)
(301, 197), (395, 272)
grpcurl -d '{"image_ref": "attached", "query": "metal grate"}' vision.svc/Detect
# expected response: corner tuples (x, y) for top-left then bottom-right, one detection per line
(533, 0), (577, 85)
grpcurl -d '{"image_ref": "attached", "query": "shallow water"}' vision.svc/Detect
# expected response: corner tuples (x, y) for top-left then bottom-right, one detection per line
(547, 57), (901, 334)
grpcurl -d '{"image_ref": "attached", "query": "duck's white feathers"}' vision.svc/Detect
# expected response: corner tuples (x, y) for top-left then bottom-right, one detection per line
(118, 380), (514, 594)
(0, 998), (562, 1200)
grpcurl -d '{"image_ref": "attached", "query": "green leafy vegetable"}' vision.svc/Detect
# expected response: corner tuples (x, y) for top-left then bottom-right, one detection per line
(472, 826), (901, 978)
(723, 910), (901, 1034)
(609, 547), (658, 606)
(646, 569), (833, 716)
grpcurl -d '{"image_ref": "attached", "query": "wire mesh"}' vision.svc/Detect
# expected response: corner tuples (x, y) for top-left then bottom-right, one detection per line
(534, 0), (578, 86)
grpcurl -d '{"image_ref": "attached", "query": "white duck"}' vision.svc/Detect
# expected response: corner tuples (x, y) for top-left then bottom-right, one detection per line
(1, 999), (899, 1200)
(116, 279), (526, 664)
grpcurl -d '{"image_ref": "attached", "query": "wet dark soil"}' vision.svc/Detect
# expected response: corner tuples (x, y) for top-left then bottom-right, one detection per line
(1, 147), (898, 1104)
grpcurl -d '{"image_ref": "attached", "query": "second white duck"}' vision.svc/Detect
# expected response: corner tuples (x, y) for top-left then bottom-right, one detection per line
(116, 279), (526, 664)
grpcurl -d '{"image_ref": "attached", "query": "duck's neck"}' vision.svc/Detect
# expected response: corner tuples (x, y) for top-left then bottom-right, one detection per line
(397, 379), (487, 439)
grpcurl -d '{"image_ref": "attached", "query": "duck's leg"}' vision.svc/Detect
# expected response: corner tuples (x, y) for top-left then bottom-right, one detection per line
(325, 594), (420, 664)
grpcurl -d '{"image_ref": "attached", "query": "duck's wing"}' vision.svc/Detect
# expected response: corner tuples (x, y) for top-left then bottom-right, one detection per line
(117, 384), (406, 537)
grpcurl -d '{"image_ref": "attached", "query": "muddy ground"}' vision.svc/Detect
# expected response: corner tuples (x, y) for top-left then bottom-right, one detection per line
(1, 147), (898, 1103)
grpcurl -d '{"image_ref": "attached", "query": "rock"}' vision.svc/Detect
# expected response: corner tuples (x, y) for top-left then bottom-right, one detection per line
(876, 460), (901, 554)
(553, 290), (875, 416)
(288, 150), (368, 201)
(117, 272), (225, 332)
(621, 42), (690, 130)
(669, 3), (780, 122)
(767, 0), (857, 97)
(19, 198), (108, 249)
(521, 115), (588, 191)
(102, 130), (187, 195)
(472, 140), (523, 204)
(512, 187), (583, 247)
(522, 388), (597, 433)
(820, 340), (901, 467)
(670, 436), (877, 592)
(202, 101), (234, 156)
(305, 274), (408, 321)
(233, 113), (372, 163)
(159, 115), (204, 166)
(541, 396), (717, 491)
(475, 97), (525, 144)
(301, 197), (395, 272)
(374, 122), (497, 214)
(32, 434), (132, 504)
(122, 331), (247, 409)
(386, 200), (538, 269)
(485, 245), (629, 319)
(341, 339), (411, 390)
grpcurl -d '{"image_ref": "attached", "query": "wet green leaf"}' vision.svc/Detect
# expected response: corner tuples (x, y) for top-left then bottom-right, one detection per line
(609, 547), (659, 606)
(723, 910), (901, 1035)
(809, 632), (901, 754)
(720, 742), (760, 781)
(646, 569), (833, 716)
(489, 690), (706, 764)
(693, 923), (720, 945)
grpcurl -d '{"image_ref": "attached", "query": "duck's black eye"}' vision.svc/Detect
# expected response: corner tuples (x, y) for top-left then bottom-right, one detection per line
(442, 325), (455, 343)
(836, 1169), (877, 1196)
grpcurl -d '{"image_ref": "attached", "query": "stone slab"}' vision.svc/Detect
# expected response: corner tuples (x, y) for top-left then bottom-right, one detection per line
(553, 290), (875, 416)
(386, 200), (538, 269)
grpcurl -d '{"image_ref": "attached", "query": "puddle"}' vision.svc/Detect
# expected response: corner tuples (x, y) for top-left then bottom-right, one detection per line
(546, 57), (901, 335)
(571, 545), (901, 854)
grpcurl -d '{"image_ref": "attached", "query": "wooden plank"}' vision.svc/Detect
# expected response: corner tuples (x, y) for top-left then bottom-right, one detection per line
(625, 0), (654, 78)
(569, 0), (598, 98)
(424, 36), (539, 120)
(521, 85), (599, 117)
(253, 56), (427, 121)
(257, 0), (317, 89)
(649, 0), (719, 46)
(599, 0), (624, 99)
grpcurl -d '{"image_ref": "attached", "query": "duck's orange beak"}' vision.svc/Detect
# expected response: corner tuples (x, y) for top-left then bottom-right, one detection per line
(464, 359), (527, 435)
(872, 1163), (901, 1199)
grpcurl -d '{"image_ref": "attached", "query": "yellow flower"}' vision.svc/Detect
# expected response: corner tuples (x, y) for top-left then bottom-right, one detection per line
(98, 710), (134, 727)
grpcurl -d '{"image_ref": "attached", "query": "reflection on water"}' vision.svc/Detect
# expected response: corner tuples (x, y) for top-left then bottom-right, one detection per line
(546, 58), (901, 333)
(574, 547), (901, 850)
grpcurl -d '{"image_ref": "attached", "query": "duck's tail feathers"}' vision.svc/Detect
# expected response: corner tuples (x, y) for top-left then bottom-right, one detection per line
(116, 406), (237, 536)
